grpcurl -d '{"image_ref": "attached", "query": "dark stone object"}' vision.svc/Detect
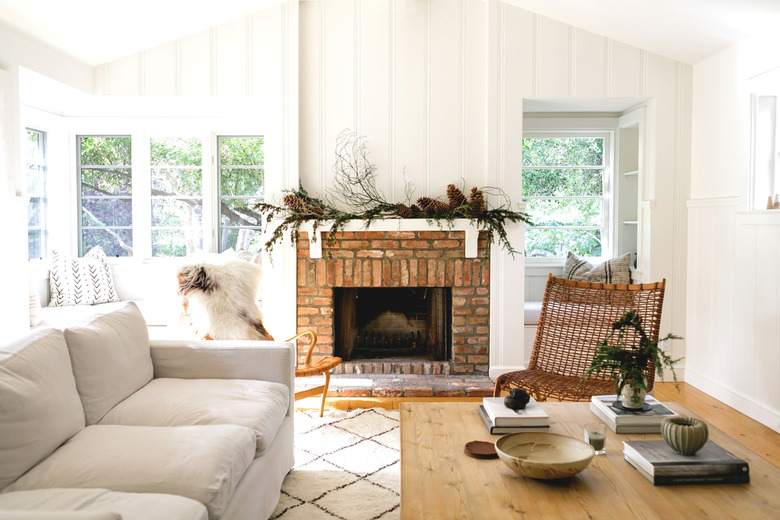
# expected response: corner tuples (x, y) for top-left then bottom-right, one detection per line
(504, 388), (531, 410)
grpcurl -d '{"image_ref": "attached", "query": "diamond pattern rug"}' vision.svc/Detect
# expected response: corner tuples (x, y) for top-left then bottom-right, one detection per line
(271, 408), (400, 520)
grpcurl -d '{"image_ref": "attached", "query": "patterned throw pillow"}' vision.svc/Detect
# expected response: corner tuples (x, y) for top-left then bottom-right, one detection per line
(48, 246), (120, 306)
(561, 251), (632, 284)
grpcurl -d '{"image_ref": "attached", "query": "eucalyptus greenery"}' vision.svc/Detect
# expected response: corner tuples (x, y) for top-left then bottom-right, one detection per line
(255, 131), (530, 258)
(582, 310), (682, 396)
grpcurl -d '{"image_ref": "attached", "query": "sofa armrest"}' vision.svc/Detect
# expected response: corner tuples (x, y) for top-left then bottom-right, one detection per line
(150, 339), (295, 390)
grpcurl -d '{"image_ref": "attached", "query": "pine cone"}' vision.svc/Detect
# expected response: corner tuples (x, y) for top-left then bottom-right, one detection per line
(416, 196), (436, 213)
(447, 184), (467, 208)
(411, 205), (422, 216)
(469, 187), (486, 218)
(283, 194), (306, 211)
(429, 200), (450, 215)
(306, 202), (324, 216)
(397, 203), (414, 218)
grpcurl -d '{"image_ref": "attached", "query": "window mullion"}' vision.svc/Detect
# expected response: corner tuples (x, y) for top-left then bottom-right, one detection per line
(133, 132), (152, 259)
(203, 131), (217, 253)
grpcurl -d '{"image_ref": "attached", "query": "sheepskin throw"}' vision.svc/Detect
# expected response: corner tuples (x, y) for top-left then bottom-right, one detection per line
(177, 260), (273, 341)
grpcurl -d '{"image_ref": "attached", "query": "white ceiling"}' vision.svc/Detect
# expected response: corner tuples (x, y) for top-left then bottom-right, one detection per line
(0, 0), (282, 66)
(0, 0), (778, 66)
(505, 0), (780, 65)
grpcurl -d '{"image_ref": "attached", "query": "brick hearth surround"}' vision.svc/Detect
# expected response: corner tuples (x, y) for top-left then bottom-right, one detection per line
(295, 229), (491, 375)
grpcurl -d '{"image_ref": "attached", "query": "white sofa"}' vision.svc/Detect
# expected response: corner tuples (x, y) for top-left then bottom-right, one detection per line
(0, 302), (295, 520)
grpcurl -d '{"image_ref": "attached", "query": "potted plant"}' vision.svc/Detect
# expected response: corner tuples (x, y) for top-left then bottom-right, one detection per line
(583, 310), (682, 409)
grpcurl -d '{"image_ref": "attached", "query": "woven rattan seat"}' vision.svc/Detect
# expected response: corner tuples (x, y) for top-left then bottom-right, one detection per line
(289, 330), (342, 417)
(494, 275), (666, 401)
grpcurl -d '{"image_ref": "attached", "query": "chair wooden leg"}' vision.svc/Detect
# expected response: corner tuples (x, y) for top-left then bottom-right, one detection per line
(320, 371), (331, 417)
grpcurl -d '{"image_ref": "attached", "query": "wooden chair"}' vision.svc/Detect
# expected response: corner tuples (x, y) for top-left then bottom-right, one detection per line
(494, 275), (666, 401)
(287, 330), (342, 417)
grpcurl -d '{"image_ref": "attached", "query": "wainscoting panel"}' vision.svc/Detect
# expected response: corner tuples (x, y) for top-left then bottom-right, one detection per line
(143, 42), (175, 96)
(572, 28), (606, 98)
(687, 199), (780, 432)
(214, 18), (248, 97)
(358, 0), (392, 201)
(536, 16), (570, 98)
(178, 30), (211, 96)
(609, 41), (642, 97)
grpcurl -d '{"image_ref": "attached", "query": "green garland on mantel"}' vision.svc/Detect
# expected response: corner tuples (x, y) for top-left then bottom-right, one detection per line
(256, 184), (530, 259)
(254, 131), (531, 259)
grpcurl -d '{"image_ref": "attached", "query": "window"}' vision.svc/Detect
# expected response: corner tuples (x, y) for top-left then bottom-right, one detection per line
(522, 133), (611, 258)
(77, 133), (264, 258)
(78, 136), (133, 256)
(150, 137), (203, 256)
(217, 136), (264, 253)
(25, 128), (47, 259)
(750, 94), (780, 210)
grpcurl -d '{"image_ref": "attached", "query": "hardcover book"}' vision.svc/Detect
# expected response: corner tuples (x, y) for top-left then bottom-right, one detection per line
(623, 440), (750, 485)
(590, 395), (678, 433)
(477, 405), (551, 435)
(482, 397), (549, 427)
(624, 456), (750, 485)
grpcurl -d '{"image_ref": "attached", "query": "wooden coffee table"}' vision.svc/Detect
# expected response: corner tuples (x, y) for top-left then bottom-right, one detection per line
(400, 401), (780, 519)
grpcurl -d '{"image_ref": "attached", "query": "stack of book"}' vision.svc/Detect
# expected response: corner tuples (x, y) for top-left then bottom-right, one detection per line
(478, 397), (550, 434)
(623, 440), (750, 485)
(590, 395), (678, 433)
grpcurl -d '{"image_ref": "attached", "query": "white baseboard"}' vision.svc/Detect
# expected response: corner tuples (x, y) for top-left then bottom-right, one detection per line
(685, 368), (780, 434)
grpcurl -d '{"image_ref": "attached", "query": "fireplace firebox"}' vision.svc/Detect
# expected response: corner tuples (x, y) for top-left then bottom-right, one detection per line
(334, 287), (451, 361)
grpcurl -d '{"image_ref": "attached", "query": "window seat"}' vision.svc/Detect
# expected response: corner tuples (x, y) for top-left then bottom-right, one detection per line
(524, 301), (542, 326)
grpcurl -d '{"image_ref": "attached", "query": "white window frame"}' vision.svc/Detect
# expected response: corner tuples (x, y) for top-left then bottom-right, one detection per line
(69, 118), (263, 260)
(749, 94), (780, 210)
(522, 122), (616, 265)
(25, 127), (48, 259)
(216, 134), (266, 253)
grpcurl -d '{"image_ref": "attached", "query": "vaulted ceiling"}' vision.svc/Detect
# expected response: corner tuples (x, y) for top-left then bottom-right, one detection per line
(0, 0), (777, 66)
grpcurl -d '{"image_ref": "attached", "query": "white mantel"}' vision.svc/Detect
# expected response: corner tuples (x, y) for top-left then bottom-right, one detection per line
(298, 218), (483, 258)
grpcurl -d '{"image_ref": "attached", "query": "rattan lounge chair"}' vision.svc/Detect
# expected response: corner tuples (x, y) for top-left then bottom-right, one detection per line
(493, 275), (666, 401)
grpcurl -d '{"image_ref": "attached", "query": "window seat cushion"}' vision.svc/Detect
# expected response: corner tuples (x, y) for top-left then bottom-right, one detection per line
(524, 301), (542, 326)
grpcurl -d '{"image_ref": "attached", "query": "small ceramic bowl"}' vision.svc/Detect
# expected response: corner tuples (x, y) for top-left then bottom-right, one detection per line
(495, 432), (595, 479)
(661, 416), (709, 455)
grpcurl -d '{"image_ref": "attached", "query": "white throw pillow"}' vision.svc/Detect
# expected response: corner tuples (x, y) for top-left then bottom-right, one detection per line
(49, 246), (119, 307)
(562, 251), (632, 284)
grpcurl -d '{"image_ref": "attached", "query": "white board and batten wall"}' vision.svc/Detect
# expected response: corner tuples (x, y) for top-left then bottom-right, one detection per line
(91, 0), (691, 382)
(690, 34), (780, 433)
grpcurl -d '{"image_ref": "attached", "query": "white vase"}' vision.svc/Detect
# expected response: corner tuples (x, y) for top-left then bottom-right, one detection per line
(619, 381), (646, 409)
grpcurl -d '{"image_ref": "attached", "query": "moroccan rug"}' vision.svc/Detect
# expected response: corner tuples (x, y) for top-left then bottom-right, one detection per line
(270, 408), (401, 520)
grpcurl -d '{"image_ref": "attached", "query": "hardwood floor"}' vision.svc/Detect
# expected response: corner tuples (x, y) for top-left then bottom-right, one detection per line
(654, 382), (780, 468)
(297, 381), (780, 468)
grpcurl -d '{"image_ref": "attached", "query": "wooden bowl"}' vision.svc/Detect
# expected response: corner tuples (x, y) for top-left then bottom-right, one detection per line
(495, 432), (595, 480)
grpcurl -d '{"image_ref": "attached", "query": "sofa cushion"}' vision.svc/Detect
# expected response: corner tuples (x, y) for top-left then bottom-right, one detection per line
(5, 424), (255, 520)
(0, 328), (85, 490)
(0, 511), (118, 520)
(0, 488), (207, 520)
(63, 302), (153, 425)
(100, 378), (289, 456)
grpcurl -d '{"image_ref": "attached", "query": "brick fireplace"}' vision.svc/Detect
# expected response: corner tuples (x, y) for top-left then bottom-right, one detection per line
(295, 228), (491, 375)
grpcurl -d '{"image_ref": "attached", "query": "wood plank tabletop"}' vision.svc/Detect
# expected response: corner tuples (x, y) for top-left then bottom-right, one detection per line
(400, 401), (780, 520)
